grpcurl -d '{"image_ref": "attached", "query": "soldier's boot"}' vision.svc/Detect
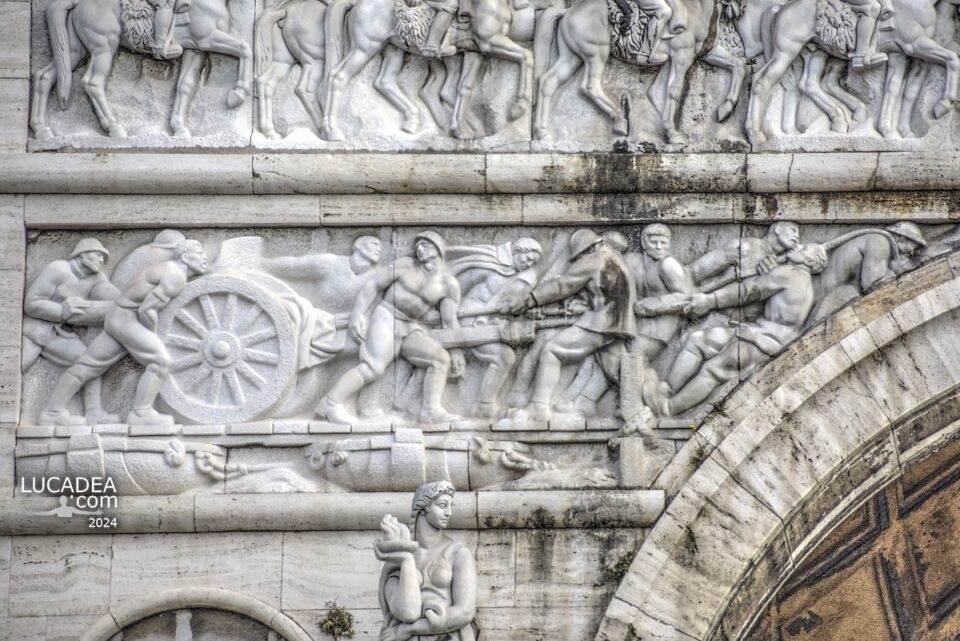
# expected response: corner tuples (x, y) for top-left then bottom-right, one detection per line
(151, 7), (184, 60)
(316, 368), (368, 425)
(642, 16), (669, 66)
(126, 369), (174, 426)
(850, 13), (886, 69)
(83, 379), (120, 425)
(38, 372), (87, 426)
(421, 10), (456, 58)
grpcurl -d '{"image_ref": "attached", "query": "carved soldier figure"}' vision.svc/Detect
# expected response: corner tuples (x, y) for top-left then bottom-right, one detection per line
(447, 237), (543, 417)
(421, 0), (460, 58)
(262, 235), (383, 313)
(689, 221), (801, 286)
(645, 243), (828, 417)
(23, 238), (121, 424)
(500, 229), (636, 422)
(844, 0), (894, 69)
(39, 239), (208, 426)
(611, 0), (674, 64)
(633, 223), (696, 360)
(315, 231), (464, 425)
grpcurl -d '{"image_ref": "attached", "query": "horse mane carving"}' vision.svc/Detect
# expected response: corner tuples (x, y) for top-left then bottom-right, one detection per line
(815, 0), (856, 54)
(394, 0), (434, 50)
(607, 0), (653, 61)
(120, 0), (155, 53)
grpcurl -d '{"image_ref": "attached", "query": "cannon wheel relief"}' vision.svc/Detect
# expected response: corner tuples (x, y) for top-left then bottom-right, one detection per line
(158, 275), (297, 424)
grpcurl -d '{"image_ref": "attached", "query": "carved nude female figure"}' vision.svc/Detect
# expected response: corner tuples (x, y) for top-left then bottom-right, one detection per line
(375, 480), (480, 641)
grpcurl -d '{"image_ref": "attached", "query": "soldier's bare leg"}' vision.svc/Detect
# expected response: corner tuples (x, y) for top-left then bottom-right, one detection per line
(527, 327), (608, 421)
(665, 327), (733, 393)
(43, 334), (119, 424)
(635, 0), (672, 65)
(316, 307), (395, 424)
(470, 342), (517, 417)
(665, 341), (762, 416)
(39, 333), (126, 426)
(400, 331), (454, 422)
(107, 312), (176, 425)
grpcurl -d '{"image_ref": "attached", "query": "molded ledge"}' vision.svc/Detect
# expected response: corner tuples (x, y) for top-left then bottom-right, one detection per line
(3, 152), (960, 195)
(0, 489), (664, 535)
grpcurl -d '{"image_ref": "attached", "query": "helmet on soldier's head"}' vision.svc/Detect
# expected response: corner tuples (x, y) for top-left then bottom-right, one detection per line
(69, 238), (110, 260)
(569, 229), (602, 259)
(152, 229), (186, 249)
(886, 221), (927, 248)
(413, 231), (446, 258)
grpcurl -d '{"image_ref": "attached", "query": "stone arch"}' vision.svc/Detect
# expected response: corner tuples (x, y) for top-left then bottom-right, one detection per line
(80, 588), (314, 641)
(596, 255), (960, 641)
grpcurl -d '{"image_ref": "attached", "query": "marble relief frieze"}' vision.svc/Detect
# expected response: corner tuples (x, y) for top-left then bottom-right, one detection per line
(14, 222), (957, 497)
(23, 0), (960, 150)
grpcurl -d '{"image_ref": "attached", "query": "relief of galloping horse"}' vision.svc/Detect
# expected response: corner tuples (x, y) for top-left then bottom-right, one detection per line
(30, 0), (252, 140)
(745, 0), (960, 144)
(533, 0), (748, 143)
(319, 0), (535, 141)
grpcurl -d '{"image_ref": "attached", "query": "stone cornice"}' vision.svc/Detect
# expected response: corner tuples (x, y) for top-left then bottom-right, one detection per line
(2, 152), (960, 198)
(0, 489), (665, 535)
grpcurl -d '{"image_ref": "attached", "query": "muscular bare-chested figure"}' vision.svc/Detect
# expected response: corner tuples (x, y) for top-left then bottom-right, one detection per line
(645, 243), (828, 417)
(315, 231), (464, 425)
(39, 239), (208, 426)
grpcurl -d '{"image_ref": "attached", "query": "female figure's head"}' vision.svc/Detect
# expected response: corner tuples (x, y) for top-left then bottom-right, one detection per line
(411, 480), (455, 533)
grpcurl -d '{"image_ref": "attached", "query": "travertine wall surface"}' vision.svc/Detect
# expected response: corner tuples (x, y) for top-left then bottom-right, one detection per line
(7, 0), (960, 638)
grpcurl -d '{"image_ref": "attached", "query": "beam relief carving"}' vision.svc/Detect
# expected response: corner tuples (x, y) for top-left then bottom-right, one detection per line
(15, 223), (954, 498)
(23, 0), (960, 150)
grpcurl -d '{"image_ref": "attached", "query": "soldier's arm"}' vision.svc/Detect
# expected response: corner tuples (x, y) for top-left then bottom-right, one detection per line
(439, 275), (462, 330)
(859, 238), (894, 290)
(261, 254), (335, 279)
(660, 256), (696, 294)
(90, 275), (121, 301)
(352, 261), (398, 318)
(688, 240), (739, 284)
(138, 270), (186, 330)
(24, 263), (71, 322)
(529, 257), (593, 307)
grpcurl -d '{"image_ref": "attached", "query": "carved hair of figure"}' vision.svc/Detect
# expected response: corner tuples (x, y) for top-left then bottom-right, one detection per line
(376, 480), (480, 641)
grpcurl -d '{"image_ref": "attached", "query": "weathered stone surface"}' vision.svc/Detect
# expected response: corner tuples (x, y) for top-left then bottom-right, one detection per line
(486, 154), (745, 194)
(9, 535), (112, 616)
(24, 195), (320, 228)
(0, 2), (28, 79)
(45, 614), (110, 641)
(281, 531), (381, 610)
(478, 490), (664, 529)
(0, 155), (253, 194)
(110, 533), (283, 609)
(254, 154), (487, 194)
(0, 536), (9, 617)
(0, 346), (20, 424)
(875, 152), (960, 190)
(0, 616), (46, 641)
(522, 193), (741, 224)
(746, 154), (791, 193)
(477, 530), (516, 608)
(788, 153), (878, 192)
(321, 195), (524, 226)
(514, 529), (642, 609)
(0, 80), (27, 153)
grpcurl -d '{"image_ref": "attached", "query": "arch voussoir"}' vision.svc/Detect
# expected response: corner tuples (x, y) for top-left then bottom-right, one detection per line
(598, 261), (960, 641)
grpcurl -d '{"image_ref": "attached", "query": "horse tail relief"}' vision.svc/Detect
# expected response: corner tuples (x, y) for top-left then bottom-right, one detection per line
(324, 0), (358, 81)
(255, 6), (286, 76)
(534, 6), (565, 79)
(47, 0), (78, 109)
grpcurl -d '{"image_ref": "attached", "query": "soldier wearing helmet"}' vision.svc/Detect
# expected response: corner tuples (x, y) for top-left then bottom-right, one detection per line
(39, 239), (208, 427)
(316, 231), (464, 425)
(499, 229), (636, 422)
(23, 238), (121, 424)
